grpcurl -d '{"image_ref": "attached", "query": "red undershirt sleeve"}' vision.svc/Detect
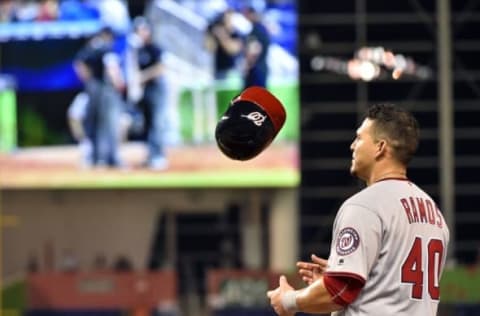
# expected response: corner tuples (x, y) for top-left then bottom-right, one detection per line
(323, 274), (365, 307)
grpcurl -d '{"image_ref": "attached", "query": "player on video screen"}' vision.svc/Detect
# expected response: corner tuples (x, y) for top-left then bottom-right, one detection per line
(205, 8), (243, 81)
(242, 6), (271, 88)
(128, 16), (169, 170)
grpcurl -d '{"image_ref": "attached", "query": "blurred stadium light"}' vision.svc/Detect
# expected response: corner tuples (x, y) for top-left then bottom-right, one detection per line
(311, 46), (433, 81)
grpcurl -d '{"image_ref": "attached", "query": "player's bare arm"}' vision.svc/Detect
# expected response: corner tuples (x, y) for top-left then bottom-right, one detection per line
(296, 254), (327, 285)
(73, 61), (91, 82)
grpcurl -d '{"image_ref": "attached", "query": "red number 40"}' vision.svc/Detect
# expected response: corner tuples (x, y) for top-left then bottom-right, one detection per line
(401, 237), (444, 300)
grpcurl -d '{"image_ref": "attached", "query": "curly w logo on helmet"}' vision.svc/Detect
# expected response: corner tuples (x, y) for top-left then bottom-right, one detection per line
(241, 112), (267, 126)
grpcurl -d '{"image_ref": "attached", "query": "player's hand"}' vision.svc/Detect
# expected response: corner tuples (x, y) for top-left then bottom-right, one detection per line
(267, 275), (295, 316)
(296, 254), (328, 285)
(212, 25), (228, 39)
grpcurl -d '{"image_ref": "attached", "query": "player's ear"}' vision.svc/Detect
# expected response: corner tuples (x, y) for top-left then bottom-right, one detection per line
(375, 139), (388, 158)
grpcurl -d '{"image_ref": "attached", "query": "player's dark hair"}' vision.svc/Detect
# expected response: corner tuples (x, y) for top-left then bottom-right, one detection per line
(98, 26), (115, 38)
(208, 8), (234, 31)
(366, 103), (419, 165)
(133, 16), (151, 32)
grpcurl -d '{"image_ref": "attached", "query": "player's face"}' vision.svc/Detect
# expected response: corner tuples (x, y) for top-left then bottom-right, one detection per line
(224, 11), (234, 29)
(137, 25), (152, 43)
(350, 118), (378, 181)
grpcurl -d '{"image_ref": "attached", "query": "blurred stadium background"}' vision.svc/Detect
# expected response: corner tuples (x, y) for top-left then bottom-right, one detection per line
(1, 0), (480, 316)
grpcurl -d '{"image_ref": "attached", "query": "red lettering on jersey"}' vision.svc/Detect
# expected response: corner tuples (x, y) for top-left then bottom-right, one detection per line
(425, 200), (436, 225)
(435, 206), (443, 228)
(416, 198), (425, 223)
(409, 197), (420, 223)
(402, 197), (444, 227)
(400, 198), (413, 224)
(415, 197), (428, 223)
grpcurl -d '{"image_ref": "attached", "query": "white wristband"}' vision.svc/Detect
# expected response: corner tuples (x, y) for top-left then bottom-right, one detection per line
(281, 290), (299, 313)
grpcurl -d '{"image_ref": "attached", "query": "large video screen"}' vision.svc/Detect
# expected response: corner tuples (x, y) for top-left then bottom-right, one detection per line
(0, 0), (299, 189)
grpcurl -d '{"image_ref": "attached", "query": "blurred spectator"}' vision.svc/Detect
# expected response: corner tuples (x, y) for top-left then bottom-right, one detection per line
(44, 240), (55, 271)
(205, 8), (243, 80)
(113, 254), (133, 272)
(59, 248), (79, 273)
(14, 0), (38, 22)
(0, 0), (17, 22)
(26, 251), (40, 273)
(242, 6), (271, 88)
(128, 16), (169, 170)
(36, 0), (58, 21)
(1, 0), (100, 22)
(74, 26), (126, 168)
(92, 253), (109, 271)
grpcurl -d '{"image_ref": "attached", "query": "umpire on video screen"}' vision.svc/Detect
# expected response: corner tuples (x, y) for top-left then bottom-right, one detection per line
(74, 26), (126, 168)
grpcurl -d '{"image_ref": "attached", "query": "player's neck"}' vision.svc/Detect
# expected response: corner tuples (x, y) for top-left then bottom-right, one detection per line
(367, 166), (408, 186)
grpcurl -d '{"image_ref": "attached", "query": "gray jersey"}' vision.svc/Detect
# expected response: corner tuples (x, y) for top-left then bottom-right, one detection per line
(326, 179), (450, 316)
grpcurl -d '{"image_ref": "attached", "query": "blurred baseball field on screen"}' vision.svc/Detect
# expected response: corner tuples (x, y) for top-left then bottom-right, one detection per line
(0, 0), (299, 189)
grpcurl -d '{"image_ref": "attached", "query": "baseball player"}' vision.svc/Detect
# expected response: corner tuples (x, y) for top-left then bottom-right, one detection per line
(267, 104), (450, 316)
